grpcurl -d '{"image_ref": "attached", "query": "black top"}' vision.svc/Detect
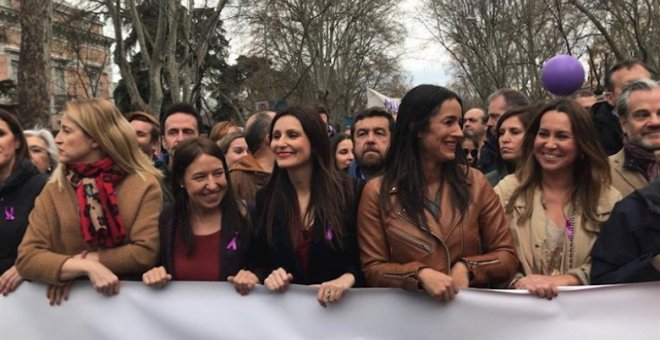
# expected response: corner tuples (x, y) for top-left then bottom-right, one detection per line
(158, 203), (250, 280)
(247, 178), (365, 286)
(0, 159), (47, 274)
(591, 101), (623, 156)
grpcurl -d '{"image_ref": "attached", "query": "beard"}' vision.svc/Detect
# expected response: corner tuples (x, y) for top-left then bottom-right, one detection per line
(357, 151), (385, 172)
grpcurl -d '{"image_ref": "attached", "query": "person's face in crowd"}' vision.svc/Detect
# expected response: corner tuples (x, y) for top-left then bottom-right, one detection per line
(574, 95), (597, 111)
(334, 139), (354, 171)
(487, 95), (507, 133)
(225, 137), (249, 168)
(130, 119), (156, 157)
(55, 115), (102, 164)
(418, 99), (463, 163)
(0, 119), (18, 172)
(320, 113), (329, 125)
(463, 108), (486, 139)
(270, 115), (312, 170)
(498, 116), (526, 161)
(26, 135), (52, 173)
(353, 117), (391, 170)
(461, 138), (478, 166)
(533, 111), (577, 174)
(163, 113), (199, 154)
(607, 65), (652, 107)
(183, 153), (227, 212)
(620, 88), (660, 151)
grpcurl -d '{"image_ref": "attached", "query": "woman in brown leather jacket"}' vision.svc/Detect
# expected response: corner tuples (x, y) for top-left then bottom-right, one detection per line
(358, 85), (519, 301)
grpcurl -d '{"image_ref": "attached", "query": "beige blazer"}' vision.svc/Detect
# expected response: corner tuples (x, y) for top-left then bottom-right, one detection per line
(494, 175), (621, 284)
(609, 149), (647, 198)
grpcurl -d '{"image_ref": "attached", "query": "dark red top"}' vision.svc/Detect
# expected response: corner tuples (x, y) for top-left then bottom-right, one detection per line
(294, 228), (313, 275)
(172, 230), (222, 281)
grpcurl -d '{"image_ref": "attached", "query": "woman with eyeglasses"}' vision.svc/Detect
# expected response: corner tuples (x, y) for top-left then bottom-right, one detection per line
(0, 111), (48, 296)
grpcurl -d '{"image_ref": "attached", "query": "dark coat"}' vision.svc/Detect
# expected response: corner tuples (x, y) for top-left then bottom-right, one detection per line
(591, 101), (623, 156)
(247, 180), (364, 286)
(158, 203), (250, 280)
(591, 178), (660, 284)
(0, 159), (47, 274)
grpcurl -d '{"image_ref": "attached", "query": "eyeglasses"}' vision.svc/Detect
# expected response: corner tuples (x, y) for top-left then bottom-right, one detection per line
(462, 148), (478, 158)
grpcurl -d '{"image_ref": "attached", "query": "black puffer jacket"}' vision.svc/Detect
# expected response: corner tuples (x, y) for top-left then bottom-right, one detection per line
(0, 159), (47, 274)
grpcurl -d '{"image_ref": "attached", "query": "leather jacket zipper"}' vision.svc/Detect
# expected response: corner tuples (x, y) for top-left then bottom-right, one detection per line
(388, 226), (433, 254)
(395, 209), (451, 270)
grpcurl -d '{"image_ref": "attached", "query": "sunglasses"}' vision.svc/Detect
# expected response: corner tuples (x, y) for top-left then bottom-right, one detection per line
(462, 148), (478, 158)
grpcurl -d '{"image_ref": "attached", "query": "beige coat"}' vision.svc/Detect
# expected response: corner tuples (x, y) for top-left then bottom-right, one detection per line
(16, 172), (162, 285)
(609, 149), (647, 198)
(494, 175), (621, 284)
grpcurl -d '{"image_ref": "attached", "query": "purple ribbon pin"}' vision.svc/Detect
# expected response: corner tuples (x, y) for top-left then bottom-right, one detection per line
(226, 233), (238, 251)
(325, 227), (333, 241)
(4, 206), (15, 221)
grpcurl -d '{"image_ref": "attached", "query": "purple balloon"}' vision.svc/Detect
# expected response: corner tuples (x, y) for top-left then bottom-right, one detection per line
(541, 55), (585, 96)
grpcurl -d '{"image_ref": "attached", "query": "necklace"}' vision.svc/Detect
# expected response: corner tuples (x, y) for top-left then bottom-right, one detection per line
(565, 207), (576, 269)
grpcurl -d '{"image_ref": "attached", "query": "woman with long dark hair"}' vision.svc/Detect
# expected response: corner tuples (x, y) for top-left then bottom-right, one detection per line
(142, 138), (257, 294)
(0, 111), (47, 296)
(486, 105), (537, 186)
(494, 99), (621, 298)
(330, 133), (354, 171)
(249, 106), (362, 306)
(359, 85), (518, 301)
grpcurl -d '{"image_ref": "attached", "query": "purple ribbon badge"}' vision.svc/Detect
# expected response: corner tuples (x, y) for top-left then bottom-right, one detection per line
(325, 227), (333, 241)
(4, 206), (15, 221)
(564, 219), (574, 239)
(226, 233), (238, 251)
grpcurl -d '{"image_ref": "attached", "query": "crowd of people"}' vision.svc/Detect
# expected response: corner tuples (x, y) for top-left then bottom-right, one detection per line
(0, 59), (658, 307)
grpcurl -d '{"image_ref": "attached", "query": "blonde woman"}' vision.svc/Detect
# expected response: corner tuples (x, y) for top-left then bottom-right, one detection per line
(16, 98), (163, 305)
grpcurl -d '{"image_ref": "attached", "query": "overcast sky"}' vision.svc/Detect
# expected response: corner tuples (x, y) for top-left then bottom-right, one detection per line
(400, 0), (452, 87)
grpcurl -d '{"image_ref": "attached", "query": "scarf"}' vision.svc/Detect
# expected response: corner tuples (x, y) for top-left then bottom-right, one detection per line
(623, 137), (660, 181)
(67, 157), (128, 247)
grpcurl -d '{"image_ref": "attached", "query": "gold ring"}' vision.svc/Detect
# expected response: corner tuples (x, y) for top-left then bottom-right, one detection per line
(326, 290), (331, 298)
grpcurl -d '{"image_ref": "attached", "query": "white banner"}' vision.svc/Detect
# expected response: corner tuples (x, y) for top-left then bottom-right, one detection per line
(1, 281), (658, 339)
(366, 88), (400, 114)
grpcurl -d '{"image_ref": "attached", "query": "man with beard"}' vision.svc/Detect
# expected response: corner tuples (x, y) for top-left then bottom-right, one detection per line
(348, 107), (394, 181)
(610, 78), (660, 197)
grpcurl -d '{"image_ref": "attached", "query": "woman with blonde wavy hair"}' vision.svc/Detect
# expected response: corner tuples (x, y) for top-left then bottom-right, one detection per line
(16, 98), (163, 305)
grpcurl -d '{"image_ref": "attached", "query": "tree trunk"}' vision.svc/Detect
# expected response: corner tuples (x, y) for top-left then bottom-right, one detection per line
(17, 0), (52, 128)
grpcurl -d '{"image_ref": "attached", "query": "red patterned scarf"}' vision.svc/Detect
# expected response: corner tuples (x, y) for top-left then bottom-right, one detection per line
(623, 137), (660, 181)
(67, 157), (128, 247)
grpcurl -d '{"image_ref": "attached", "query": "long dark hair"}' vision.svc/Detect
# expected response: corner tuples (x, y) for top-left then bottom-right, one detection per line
(507, 99), (611, 225)
(0, 109), (28, 172)
(259, 106), (352, 249)
(171, 137), (249, 254)
(380, 84), (469, 228)
(330, 133), (352, 170)
(493, 105), (539, 174)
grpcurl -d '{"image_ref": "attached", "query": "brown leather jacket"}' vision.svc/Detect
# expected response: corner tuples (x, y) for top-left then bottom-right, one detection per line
(358, 169), (519, 290)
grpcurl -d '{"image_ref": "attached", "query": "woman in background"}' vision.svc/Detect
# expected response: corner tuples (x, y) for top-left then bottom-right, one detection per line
(218, 131), (249, 169)
(330, 133), (354, 171)
(24, 128), (59, 176)
(486, 106), (537, 186)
